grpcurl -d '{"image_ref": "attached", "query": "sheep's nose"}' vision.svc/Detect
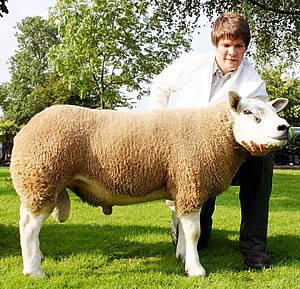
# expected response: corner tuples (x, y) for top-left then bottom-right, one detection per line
(277, 124), (291, 139)
(277, 124), (289, 132)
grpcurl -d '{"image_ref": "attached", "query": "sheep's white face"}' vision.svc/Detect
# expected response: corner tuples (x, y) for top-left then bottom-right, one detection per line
(229, 91), (290, 149)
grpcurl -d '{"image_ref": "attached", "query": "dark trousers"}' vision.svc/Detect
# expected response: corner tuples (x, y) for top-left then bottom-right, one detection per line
(199, 153), (274, 252)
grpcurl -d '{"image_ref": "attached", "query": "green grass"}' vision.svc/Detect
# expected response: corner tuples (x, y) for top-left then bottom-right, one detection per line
(0, 167), (299, 288)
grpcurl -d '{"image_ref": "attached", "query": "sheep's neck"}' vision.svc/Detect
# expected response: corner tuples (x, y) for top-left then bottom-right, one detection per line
(191, 107), (249, 195)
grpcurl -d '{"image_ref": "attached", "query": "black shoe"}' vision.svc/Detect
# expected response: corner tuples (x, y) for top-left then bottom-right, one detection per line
(241, 249), (272, 269)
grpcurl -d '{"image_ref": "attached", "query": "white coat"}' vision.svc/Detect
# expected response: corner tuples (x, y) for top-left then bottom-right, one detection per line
(149, 51), (268, 110)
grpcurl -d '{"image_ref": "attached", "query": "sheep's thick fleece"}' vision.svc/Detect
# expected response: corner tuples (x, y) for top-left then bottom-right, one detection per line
(11, 102), (247, 215)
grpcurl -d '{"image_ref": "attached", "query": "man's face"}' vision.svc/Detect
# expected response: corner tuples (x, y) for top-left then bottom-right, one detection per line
(215, 37), (246, 74)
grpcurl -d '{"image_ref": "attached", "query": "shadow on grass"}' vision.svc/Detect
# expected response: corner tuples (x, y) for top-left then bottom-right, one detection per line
(0, 224), (20, 256)
(41, 223), (170, 259)
(1, 223), (299, 275)
(201, 229), (300, 275)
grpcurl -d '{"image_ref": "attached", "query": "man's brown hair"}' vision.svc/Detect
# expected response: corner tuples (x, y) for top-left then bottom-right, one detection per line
(211, 12), (251, 48)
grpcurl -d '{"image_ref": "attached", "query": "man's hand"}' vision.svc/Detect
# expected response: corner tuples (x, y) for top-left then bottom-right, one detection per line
(241, 140), (281, 157)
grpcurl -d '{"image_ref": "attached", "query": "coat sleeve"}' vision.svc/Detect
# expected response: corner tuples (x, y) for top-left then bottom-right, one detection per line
(148, 52), (191, 110)
(248, 80), (268, 102)
(238, 59), (268, 102)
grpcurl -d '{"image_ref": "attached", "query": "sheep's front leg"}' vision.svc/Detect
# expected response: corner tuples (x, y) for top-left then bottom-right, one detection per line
(20, 204), (49, 278)
(177, 210), (206, 277)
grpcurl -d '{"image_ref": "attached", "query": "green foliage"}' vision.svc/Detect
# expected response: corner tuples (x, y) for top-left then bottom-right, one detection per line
(0, 17), (95, 125)
(285, 132), (300, 155)
(48, 0), (191, 109)
(30, 75), (100, 108)
(258, 63), (300, 127)
(0, 82), (10, 114)
(0, 120), (20, 144)
(0, 167), (300, 288)
(0, 121), (21, 162)
(2, 17), (60, 124)
(9, 16), (58, 90)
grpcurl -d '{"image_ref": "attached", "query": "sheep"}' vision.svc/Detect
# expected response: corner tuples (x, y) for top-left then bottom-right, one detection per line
(10, 91), (289, 278)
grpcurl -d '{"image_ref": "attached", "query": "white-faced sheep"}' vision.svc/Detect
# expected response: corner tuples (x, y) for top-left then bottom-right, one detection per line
(10, 91), (289, 278)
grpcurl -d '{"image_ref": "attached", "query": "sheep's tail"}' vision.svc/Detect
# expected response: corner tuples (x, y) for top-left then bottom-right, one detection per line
(51, 189), (70, 223)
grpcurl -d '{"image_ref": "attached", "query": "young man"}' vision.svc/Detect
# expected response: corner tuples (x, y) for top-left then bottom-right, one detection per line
(149, 12), (273, 269)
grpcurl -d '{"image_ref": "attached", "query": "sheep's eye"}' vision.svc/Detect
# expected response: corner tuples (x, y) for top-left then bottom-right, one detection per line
(243, 109), (252, 115)
(255, 117), (261, 123)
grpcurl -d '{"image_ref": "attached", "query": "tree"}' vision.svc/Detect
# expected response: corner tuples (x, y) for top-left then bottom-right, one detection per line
(259, 63), (300, 126)
(2, 16), (60, 124)
(0, 15), (101, 125)
(151, 0), (299, 66)
(48, 0), (191, 109)
(0, 120), (20, 162)
(0, 82), (10, 114)
(29, 74), (100, 109)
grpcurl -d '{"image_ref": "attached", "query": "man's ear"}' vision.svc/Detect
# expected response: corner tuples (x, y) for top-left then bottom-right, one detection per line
(228, 91), (241, 112)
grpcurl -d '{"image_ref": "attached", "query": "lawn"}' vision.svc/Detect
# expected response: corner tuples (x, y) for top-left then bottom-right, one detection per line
(0, 167), (299, 289)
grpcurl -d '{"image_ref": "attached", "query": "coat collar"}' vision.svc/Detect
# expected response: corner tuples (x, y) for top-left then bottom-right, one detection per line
(209, 55), (245, 103)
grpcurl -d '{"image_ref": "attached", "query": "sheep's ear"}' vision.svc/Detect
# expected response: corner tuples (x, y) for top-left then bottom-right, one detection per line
(228, 91), (241, 112)
(269, 98), (289, 113)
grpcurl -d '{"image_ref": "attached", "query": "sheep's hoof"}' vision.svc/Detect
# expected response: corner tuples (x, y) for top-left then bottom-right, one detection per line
(186, 265), (206, 277)
(102, 206), (112, 215)
(176, 253), (185, 263)
(23, 269), (46, 278)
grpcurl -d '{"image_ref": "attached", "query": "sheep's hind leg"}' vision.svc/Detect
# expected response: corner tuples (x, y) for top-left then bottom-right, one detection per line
(178, 209), (206, 277)
(20, 204), (50, 277)
(176, 219), (186, 261)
